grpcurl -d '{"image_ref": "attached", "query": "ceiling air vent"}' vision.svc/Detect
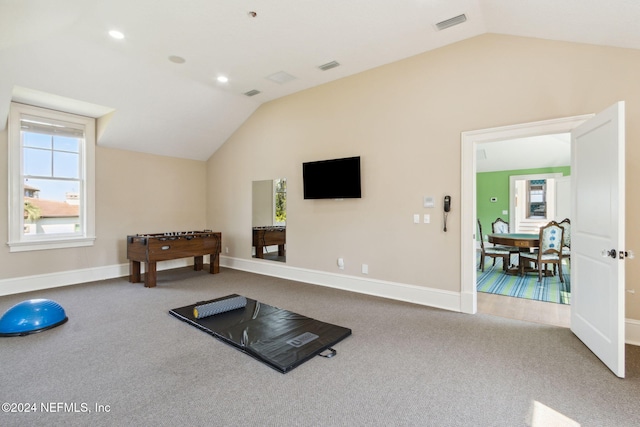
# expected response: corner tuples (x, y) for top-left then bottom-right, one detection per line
(435, 14), (467, 31)
(266, 71), (296, 84)
(244, 89), (261, 97)
(318, 61), (340, 71)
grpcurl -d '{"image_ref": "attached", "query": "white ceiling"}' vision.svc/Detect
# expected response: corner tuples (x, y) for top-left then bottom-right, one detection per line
(2, 0), (640, 161)
(476, 133), (571, 173)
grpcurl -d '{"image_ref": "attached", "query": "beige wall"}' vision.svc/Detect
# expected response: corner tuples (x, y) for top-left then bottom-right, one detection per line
(206, 34), (640, 319)
(1, 33), (638, 320)
(0, 137), (207, 280)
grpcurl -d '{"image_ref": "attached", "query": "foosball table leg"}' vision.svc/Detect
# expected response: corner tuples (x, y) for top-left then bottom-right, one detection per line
(210, 252), (220, 274)
(129, 261), (141, 283)
(145, 262), (157, 288)
(194, 255), (204, 271)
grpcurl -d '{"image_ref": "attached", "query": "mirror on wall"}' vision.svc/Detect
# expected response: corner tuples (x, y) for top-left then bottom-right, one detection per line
(252, 178), (286, 262)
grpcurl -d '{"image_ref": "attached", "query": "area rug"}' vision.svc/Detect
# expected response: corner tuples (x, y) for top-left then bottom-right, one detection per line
(477, 255), (571, 305)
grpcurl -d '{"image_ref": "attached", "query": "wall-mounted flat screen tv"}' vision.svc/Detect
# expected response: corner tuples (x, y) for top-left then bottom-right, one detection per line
(303, 156), (361, 199)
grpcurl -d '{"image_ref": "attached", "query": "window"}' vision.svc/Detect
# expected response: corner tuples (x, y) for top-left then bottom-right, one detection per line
(527, 179), (547, 218)
(274, 178), (287, 225)
(8, 102), (95, 252)
(511, 173), (561, 233)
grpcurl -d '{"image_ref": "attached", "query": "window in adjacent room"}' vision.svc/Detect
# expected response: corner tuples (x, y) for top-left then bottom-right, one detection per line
(7, 102), (96, 252)
(527, 179), (547, 218)
(274, 178), (287, 225)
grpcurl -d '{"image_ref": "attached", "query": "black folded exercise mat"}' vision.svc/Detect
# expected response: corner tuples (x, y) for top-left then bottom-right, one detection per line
(169, 294), (352, 373)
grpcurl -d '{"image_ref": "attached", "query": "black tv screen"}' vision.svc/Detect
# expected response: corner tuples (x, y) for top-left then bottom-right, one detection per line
(303, 156), (361, 199)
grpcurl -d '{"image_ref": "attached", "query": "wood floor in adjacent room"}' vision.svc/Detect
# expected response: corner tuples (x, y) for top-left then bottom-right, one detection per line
(477, 292), (570, 328)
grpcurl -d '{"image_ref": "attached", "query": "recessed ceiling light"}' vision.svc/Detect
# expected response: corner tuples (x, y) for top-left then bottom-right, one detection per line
(217, 76), (229, 83)
(108, 30), (125, 40)
(168, 55), (186, 64)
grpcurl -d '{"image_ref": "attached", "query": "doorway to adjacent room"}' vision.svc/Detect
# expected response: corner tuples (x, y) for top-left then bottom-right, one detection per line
(475, 141), (571, 326)
(460, 114), (593, 322)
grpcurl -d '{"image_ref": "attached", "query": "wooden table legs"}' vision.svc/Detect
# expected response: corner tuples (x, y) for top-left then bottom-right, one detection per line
(129, 255), (218, 288)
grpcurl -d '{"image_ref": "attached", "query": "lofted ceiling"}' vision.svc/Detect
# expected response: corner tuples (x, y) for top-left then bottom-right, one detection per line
(2, 0), (640, 161)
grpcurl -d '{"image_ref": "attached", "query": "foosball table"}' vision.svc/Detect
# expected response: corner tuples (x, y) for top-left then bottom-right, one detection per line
(126, 230), (221, 288)
(252, 226), (286, 259)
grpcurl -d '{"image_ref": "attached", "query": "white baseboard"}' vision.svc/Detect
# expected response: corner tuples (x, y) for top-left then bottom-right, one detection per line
(221, 256), (461, 312)
(1, 256), (638, 347)
(0, 258), (192, 296)
(626, 318), (640, 346)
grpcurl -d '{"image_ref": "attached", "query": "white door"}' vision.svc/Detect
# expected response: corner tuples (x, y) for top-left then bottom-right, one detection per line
(570, 101), (626, 378)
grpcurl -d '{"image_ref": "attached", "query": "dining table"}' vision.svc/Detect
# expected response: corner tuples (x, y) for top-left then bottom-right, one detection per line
(488, 233), (539, 249)
(487, 232), (543, 275)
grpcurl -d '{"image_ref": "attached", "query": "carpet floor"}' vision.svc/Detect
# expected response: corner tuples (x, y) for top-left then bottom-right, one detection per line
(1, 267), (639, 426)
(477, 254), (571, 305)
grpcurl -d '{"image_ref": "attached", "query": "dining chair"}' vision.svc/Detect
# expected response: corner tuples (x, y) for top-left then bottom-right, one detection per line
(491, 217), (520, 253)
(491, 217), (510, 234)
(519, 220), (565, 282)
(477, 219), (511, 272)
(558, 218), (571, 262)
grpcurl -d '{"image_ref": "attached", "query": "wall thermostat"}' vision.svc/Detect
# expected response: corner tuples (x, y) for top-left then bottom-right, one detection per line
(424, 196), (435, 208)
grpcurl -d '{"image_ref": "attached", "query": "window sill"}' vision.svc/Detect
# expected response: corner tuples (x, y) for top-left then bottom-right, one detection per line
(7, 236), (96, 253)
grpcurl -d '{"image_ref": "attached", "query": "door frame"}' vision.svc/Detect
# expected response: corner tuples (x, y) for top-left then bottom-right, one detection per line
(460, 114), (593, 314)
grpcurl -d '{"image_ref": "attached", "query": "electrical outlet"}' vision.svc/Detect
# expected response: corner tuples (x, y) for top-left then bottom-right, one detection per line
(362, 264), (368, 274)
(225, 247), (229, 254)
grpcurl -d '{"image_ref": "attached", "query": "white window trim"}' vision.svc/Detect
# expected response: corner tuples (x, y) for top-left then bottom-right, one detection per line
(7, 102), (96, 252)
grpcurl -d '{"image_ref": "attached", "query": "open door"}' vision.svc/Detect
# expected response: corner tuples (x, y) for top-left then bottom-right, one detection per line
(570, 101), (626, 378)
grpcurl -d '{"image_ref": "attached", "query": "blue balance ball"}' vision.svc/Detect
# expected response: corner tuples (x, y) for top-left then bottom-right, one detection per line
(0, 299), (68, 337)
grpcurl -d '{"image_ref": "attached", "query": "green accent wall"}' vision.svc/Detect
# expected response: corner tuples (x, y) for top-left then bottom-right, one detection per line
(476, 166), (570, 241)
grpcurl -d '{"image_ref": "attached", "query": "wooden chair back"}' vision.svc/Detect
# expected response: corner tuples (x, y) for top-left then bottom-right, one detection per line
(558, 218), (571, 249)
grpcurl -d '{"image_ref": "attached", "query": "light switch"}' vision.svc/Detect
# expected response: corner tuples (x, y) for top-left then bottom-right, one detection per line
(413, 214), (420, 224)
(424, 214), (430, 223)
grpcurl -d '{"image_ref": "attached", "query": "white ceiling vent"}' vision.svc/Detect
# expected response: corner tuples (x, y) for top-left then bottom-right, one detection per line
(435, 14), (467, 31)
(318, 61), (340, 71)
(244, 89), (261, 97)
(266, 71), (296, 84)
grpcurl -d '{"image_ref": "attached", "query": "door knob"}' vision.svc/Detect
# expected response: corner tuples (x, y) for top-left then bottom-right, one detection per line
(601, 249), (635, 259)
